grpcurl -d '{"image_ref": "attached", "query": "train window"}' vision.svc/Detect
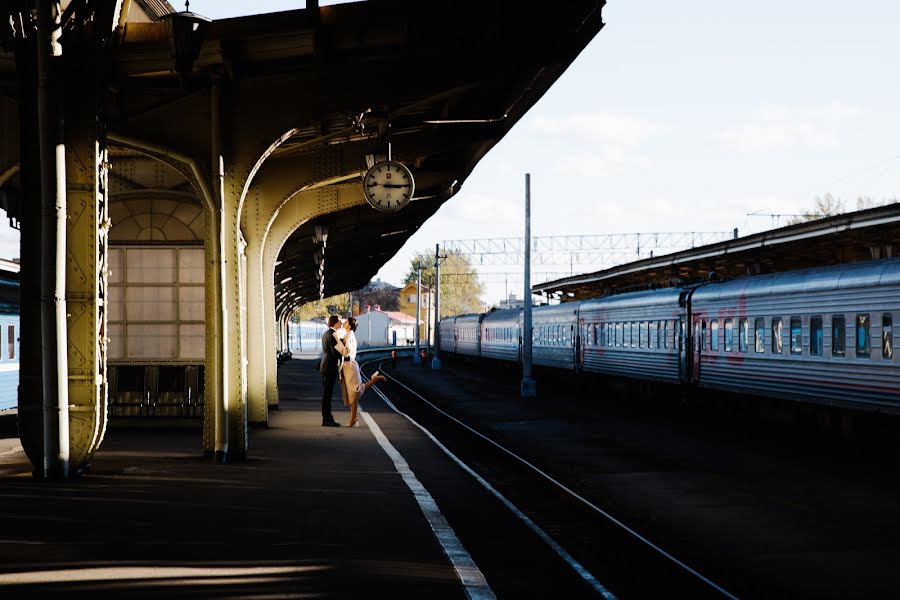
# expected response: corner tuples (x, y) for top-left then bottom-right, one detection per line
(754, 318), (765, 353)
(723, 319), (733, 352)
(639, 322), (645, 348)
(883, 314), (893, 359)
(810, 317), (823, 356)
(856, 314), (870, 358)
(738, 318), (749, 353)
(710, 320), (719, 351)
(790, 317), (802, 354)
(621, 322), (628, 348)
(700, 320), (707, 352)
(632, 322), (638, 348)
(663, 321), (669, 349)
(772, 318), (783, 354)
(6, 325), (13, 360)
(832, 316), (846, 356)
(649, 322), (656, 349)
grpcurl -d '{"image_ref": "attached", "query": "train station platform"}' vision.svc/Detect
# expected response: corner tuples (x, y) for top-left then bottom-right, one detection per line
(0, 355), (466, 598)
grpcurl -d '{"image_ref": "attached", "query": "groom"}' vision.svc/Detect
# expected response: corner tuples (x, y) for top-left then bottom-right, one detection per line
(319, 315), (343, 427)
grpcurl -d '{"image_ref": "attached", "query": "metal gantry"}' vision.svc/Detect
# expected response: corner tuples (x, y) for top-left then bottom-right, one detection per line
(440, 231), (736, 290)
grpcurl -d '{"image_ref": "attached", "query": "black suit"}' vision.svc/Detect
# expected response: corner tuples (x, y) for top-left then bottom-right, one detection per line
(319, 328), (342, 423)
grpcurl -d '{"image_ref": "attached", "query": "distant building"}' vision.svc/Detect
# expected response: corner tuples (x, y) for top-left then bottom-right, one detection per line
(496, 294), (524, 310)
(398, 281), (435, 342)
(353, 307), (421, 347)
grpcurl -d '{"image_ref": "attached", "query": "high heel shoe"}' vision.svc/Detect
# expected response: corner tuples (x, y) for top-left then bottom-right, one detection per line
(347, 417), (359, 428)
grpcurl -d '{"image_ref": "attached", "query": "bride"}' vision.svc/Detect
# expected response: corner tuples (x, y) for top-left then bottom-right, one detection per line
(334, 316), (386, 427)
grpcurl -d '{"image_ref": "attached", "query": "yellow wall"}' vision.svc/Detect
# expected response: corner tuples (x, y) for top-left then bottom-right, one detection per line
(398, 282), (434, 340)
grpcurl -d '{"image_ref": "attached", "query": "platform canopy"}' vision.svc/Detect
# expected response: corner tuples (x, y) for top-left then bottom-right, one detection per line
(535, 204), (900, 300)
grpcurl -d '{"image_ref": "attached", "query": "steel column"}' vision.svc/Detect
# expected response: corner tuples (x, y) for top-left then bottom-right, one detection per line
(521, 173), (536, 397)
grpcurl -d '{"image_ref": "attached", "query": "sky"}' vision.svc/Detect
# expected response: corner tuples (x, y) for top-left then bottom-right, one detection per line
(2, 1), (898, 304)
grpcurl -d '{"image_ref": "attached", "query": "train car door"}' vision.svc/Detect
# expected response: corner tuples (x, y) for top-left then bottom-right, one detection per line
(692, 319), (703, 381)
(678, 317), (689, 382)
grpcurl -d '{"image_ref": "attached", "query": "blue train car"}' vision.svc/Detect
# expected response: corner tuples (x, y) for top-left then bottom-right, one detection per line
(290, 320), (328, 352)
(480, 308), (521, 363)
(453, 314), (484, 357)
(532, 302), (581, 371)
(691, 260), (900, 412)
(579, 288), (684, 384)
(439, 316), (457, 355)
(0, 268), (19, 412)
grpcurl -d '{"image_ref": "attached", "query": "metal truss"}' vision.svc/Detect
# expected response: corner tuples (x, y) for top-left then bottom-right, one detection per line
(440, 271), (574, 284)
(442, 231), (735, 267)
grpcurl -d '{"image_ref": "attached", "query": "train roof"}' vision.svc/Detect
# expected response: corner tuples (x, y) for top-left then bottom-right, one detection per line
(454, 313), (485, 324)
(481, 308), (521, 323)
(692, 258), (900, 301)
(532, 301), (582, 316)
(580, 286), (685, 311)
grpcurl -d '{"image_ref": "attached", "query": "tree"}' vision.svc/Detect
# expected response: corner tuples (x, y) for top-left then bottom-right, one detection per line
(788, 194), (899, 225)
(404, 249), (485, 318)
(293, 293), (351, 321)
(353, 279), (400, 311)
(788, 194), (844, 224)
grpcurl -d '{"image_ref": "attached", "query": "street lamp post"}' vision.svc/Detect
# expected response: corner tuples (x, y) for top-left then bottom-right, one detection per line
(432, 243), (443, 370)
(414, 262), (422, 364)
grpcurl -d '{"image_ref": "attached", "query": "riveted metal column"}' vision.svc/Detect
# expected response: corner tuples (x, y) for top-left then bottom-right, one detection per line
(36, 0), (69, 479)
(218, 104), (249, 461)
(63, 94), (110, 468)
(263, 243), (280, 409)
(244, 187), (269, 424)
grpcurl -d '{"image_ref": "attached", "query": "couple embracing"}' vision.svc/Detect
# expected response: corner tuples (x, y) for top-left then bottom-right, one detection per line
(318, 315), (386, 427)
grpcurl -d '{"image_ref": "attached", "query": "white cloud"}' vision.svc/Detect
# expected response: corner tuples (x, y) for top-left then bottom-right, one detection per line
(553, 148), (652, 179)
(532, 112), (665, 146)
(717, 103), (858, 153)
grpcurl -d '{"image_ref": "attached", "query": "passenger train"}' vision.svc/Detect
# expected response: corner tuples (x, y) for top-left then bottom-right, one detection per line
(0, 267), (19, 412)
(289, 320), (328, 352)
(439, 259), (899, 413)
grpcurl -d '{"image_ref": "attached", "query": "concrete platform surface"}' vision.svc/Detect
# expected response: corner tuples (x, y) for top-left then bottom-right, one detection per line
(0, 358), (464, 599)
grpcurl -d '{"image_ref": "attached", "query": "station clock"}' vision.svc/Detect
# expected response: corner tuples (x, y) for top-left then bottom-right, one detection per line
(363, 160), (415, 212)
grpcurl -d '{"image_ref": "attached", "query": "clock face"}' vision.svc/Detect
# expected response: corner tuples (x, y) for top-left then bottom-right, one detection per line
(363, 160), (415, 212)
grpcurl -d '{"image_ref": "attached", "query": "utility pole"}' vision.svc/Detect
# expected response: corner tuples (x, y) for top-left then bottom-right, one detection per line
(414, 262), (422, 364)
(432, 243), (445, 370)
(521, 174), (537, 398)
(425, 278), (432, 351)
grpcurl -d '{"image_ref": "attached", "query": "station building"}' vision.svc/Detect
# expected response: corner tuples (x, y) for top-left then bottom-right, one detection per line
(0, 0), (608, 476)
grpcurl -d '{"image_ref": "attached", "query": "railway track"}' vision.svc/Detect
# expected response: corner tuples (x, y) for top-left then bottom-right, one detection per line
(360, 359), (740, 599)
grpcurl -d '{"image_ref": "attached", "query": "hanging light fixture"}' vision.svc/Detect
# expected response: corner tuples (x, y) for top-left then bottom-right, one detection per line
(161, 1), (211, 77)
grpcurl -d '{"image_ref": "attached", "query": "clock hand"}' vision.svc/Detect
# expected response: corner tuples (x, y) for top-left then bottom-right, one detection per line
(380, 184), (409, 189)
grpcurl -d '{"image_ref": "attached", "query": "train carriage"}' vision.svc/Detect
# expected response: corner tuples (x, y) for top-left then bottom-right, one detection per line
(0, 271), (18, 412)
(531, 302), (581, 371)
(438, 316), (457, 355)
(580, 288), (684, 384)
(453, 313), (484, 357)
(691, 259), (900, 412)
(480, 308), (522, 363)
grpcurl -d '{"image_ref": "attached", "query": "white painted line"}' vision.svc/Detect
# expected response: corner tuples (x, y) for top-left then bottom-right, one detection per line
(379, 369), (737, 600)
(359, 408), (496, 600)
(366, 385), (615, 599)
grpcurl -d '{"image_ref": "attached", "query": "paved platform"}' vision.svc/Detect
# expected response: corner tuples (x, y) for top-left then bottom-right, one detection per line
(0, 357), (464, 598)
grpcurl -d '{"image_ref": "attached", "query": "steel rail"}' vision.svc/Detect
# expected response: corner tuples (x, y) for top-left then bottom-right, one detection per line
(369, 363), (739, 600)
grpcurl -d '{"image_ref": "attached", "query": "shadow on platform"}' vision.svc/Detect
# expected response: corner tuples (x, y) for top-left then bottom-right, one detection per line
(0, 358), (461, 598)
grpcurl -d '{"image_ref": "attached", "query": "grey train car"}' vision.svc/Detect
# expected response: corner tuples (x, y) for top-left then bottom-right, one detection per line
(531, 302), (582, 371)
(453, 313), (485, 357)
(690, 260), (899, 412)
(480, 308), (522, 363)
(579, 288), (685, 384)
(438, 316), (457, 355)
(436, 258), (899, 417)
